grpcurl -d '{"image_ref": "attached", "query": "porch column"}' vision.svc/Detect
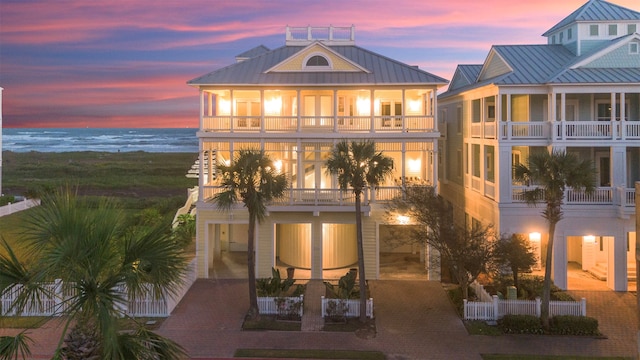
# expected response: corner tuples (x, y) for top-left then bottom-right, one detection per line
(230, 90), (235, 132)
(310, 218), (323, 279)
(551, 231), (568, 290)
(296, 90), (301, 132)
(612, 146), (627, 199)
(401, 89), (406, 132)
(497, 145), (512, 203)
(260, 90), (265, 133)
(370, 89), (375, 133)
(506, 93), (512, 140)
(199, 90), (205, 129)
(496, 93), (502, 139)
(620, 92), (626, 138)
(333, 89), (338, 133)
(207, 92), (213, 117)
(608, 229), (628, 291)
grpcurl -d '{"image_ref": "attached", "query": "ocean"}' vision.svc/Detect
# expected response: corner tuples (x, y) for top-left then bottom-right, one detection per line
(2, 128), (199, 153)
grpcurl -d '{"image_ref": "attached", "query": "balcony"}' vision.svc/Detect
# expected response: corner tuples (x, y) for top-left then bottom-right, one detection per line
(201, 115), (436, 134)
(201, 185), (407, 207)
(511, 186), (636, 209)
(498, 121), (640, 141)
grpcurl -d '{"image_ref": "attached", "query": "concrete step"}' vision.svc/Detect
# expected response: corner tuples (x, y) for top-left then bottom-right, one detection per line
(587, 263), (636, 281)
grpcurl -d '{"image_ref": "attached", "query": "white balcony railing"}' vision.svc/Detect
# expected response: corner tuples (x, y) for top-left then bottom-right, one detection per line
(511, 186), (624, 205)
(500, 122), (549, 139)
(201, 115), (436, 134)
(497, 120), (640, 140)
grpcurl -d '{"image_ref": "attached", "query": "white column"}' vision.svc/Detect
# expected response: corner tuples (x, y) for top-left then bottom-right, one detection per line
(370, 89), (375, 133)
(551, 231), (568, 290)
(199, 90), (205, 130)
(608, 230), (628, 291)
(311, 219), (323, 279)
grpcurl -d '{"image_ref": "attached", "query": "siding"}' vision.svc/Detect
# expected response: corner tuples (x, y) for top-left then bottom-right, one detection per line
(583, 40), (640, 68)
(479, 52), (511, 81)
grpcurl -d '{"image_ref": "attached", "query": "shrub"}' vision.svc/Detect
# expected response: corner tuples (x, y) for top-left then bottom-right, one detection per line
(256, 268), (295, 297)
(325, 271), (360, 299)
(498, 315), (543, 334)
(550, 315), (600, 336)
(0, 196), (16, 207)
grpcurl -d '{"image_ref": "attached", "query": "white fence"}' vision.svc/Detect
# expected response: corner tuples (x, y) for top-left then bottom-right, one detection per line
(257, 295), (304, 317)
(464, 295), (587, 321)
(321, 296), (374, 319)
(0, 199), (40, 217)
(1, 258), (197, 318)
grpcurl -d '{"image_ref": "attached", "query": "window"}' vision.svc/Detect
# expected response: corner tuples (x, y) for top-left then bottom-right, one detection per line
(472, 144), (480, 177)
(457, 149), (463, 178)
(456, 106), (463, 134)
(306, 55), (329, 67)
(551, 35), (556, 44)
(590, 25), (599, 36)
(567, 28), (572, 40)
(559, 32), (564, 43)
(485, 146), (495, 183)
(630, 43), (639, 54)
(628, 24), (637, 34)
(608, 24), (617, 36)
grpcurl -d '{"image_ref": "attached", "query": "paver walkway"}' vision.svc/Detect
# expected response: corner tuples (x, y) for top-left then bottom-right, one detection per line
(0, 278), (637, 359)
(301, 280), (324, 331)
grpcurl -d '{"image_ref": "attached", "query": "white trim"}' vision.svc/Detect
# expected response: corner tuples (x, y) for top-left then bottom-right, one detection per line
(302, 52), (333, 71)
(571, 33), (640, 68)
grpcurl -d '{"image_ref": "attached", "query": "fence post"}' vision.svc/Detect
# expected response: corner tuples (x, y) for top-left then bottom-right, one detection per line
(54, 279), (63, 316)
(321, 296), (326, 318)
(492, 295), (499, 321)
(463, 299), (468, 319)
(535, 297), (541, 317)
(580, 297), (586, 316)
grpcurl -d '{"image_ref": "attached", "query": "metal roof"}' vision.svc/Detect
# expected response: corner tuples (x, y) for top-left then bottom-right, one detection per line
(549, 67), (640, 83)
(188, 44), (448, 87)
(543, 0), (640, 36)
(492, 45), (576, 84)
(236, 45), (270, 60)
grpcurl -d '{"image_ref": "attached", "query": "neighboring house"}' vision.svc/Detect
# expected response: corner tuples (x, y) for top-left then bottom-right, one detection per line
(188, 26), (448, 280)
(0, 87), (3, 196)
(438, 0), (640, 291)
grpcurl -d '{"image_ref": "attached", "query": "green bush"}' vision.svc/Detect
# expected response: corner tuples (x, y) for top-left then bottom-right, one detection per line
(0, 196), (16, 207)
(256, 268), (295, 297)
(498, 315), (543, 334)
(550, 315), (600, 336)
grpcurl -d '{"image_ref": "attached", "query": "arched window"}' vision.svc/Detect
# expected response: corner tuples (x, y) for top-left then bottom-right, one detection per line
(306, 55), (329, 67)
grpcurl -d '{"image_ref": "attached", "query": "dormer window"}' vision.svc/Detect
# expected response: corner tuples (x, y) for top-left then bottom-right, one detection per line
(590, 25), (599, 36)
(306, 55), (329, 66)
(303, 53), (332, 70)
(629, 24), (637, 35)
(567, 28), (572, 40)
(630, 43), (639, 54)
(608, 24), (617, 36)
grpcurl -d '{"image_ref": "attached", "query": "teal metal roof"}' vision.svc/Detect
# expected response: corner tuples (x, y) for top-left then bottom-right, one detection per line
(189, 44), (448, 87)
(543, 0), (640, 36)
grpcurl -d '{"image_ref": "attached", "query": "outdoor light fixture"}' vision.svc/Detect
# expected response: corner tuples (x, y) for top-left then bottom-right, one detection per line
(265, 97), (282, 115)
(529, 232), (541, 243)
(583, 235), (596, 243)
(397, 215), (410, 225)
(274, 159), (282, 173)
(219, 99), (231, 115)
(408, 99), (421, 113)
(408, 159), (421, 173)
(356, 97), (371, 116)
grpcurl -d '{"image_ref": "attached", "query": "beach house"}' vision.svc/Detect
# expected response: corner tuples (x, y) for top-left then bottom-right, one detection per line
(438, 0), (640, 291)
(187, 26), (448, 280)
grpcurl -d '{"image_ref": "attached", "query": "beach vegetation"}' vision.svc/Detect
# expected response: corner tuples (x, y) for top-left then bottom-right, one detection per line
(0, 189), (188, 359)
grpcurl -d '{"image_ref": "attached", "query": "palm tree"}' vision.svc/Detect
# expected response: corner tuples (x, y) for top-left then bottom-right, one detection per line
(325, 140), (394, 322)
(0, 190), (188, 359)
(213, 149), (287, 320)
(514, 149), (595, 329)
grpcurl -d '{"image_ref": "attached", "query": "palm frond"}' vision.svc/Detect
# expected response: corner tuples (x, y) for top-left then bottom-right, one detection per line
(0, 331), (33, 360)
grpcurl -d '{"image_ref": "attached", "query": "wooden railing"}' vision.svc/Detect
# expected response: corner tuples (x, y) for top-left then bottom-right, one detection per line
(496, 120), (640, 140)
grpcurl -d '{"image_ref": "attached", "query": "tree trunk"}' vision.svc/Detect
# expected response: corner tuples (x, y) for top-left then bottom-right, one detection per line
(355, 192), (367, 323)
(247, 215), (259, 319)
(512, 265), (519, 289)
(541, 220), (557, 329)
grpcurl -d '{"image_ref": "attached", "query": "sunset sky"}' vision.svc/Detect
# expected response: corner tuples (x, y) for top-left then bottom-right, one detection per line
(1, 0), (638, 128)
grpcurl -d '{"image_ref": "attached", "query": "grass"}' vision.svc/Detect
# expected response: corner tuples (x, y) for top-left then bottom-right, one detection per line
(0, 316), (49, 329)
(482, 355), (633, 360)
(242, 316), (301, 331)
(464, 320), (503, 336)
(234, 348), (386, 359)
(1, 151), (197, 197)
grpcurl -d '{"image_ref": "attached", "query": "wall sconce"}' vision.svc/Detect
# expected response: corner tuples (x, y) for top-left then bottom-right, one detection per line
(583, 235), (596, 243)
(218, 99), (231, 115)
(265, 97), (282, 115)
(356, 97), (371, 116)
(529, 232), (541, 243)
(274, 159), (282, 173)
(397, 215), (410, 225)
(408, 159), (421, 173)
(408, 99), (421, 113)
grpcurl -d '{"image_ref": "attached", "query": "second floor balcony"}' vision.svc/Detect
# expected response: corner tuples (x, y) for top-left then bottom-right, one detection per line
(202, 115), (436, 134)
(495, 120), (640, 141)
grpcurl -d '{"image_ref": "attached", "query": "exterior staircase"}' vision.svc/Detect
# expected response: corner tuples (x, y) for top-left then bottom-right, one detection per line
(588, 262), (637, 281)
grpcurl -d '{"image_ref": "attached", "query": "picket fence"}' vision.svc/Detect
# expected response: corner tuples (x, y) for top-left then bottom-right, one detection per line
(1, 258), (197, 318)
(464, 282), (587, 321)
(0, 199), (40, 217)
(321, 296), (374, 319)
(257, 295), (304, 317)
